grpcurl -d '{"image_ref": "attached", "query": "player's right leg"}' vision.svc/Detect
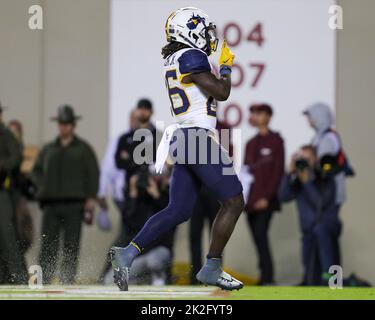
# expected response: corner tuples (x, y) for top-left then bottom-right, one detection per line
(109, 163), (200, 291)
(196, 194), (244, 290)
(188, 129), (245, 290)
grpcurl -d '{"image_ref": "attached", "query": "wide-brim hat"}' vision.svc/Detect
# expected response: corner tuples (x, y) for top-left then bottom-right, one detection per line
(51, 104), (82, 123)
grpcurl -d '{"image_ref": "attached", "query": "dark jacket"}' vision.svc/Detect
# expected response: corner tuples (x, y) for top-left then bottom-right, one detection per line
(278, 173), (340, 232)
(0, 123), (22, 188)
(31, 135), (99, 202)
(244, 131), (284, 213)
(115, 124), (160, 192)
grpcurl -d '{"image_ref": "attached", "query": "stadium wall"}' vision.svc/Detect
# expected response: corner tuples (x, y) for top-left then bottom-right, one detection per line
(336, 0), (375, 285)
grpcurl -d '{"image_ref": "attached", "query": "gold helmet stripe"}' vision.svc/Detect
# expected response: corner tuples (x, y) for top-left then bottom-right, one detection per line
(165, 11), (177, 41)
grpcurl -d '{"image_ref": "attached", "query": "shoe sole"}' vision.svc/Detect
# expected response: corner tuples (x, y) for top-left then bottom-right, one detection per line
(197, 280), (244, 291)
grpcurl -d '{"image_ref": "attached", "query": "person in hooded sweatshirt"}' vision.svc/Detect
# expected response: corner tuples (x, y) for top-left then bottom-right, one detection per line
(303, 103), (346, 206)
(299, 102), (347, 284)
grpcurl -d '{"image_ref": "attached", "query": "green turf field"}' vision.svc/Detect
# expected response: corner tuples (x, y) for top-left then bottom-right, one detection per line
(0, 285), (374, 300)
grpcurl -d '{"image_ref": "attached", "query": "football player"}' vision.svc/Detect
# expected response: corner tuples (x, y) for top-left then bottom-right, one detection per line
(110, 7), (244, 291)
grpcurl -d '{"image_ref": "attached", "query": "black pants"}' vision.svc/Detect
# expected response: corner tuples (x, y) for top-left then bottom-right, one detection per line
(303, 214), (342, 285)
(247, 209), (274, 284)
(189, 188), (220, 284)
(39, 202), (84, 284)
(0, 191), (28, 284)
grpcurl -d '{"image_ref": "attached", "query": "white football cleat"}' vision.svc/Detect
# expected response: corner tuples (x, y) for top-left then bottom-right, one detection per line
(197, 268), (244, 291)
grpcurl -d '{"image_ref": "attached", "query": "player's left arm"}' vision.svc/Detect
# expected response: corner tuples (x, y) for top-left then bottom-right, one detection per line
(182, 40), (235, 101)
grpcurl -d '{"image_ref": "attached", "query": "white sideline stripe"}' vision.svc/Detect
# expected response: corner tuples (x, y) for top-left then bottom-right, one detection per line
(0, 294), (211, 298)
(69, 290), (212, 295)
(0, 285), (213, 291)
(0, 292), (211, 296)
(0, 286), (215, 299)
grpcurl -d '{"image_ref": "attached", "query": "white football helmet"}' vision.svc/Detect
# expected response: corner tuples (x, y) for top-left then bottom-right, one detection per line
(165, 7), (218, 55)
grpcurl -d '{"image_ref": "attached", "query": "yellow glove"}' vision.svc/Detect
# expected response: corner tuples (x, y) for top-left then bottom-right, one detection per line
(218, 40), (235, 67)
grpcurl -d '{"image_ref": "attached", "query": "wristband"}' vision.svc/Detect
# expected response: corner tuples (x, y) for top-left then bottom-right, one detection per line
(220, 65), (232, 76)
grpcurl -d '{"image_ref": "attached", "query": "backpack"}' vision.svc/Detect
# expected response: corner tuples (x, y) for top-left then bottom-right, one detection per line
(323, 129), (355, 177)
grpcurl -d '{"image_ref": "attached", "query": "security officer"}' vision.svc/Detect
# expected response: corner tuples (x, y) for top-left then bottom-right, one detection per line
(0, 103), (28, 284)
(31, 105), (99, 284)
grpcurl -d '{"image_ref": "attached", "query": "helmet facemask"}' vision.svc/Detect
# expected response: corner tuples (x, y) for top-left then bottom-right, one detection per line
(201, 22), (218, 55)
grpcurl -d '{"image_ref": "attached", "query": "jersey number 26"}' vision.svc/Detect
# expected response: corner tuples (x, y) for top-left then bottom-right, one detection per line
(165, 69), (191, 116)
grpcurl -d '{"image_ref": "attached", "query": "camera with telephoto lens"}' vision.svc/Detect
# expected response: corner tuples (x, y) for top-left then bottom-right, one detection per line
(295, 158), (310, 172)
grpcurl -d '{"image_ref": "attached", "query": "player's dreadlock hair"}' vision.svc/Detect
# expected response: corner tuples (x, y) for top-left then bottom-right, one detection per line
(161, 41), (190, 59)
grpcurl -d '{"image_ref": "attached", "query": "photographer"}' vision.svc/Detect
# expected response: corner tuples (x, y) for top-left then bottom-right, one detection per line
(278, 145), (341, 286)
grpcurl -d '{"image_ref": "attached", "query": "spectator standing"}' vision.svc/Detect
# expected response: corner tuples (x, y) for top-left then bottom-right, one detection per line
(0, 103), (28, 284)
(244, 103), (284, 285)
(114, 99), (161, 234)
(8, 120), (34, 257)
(96, 133), (126, 225)
(115, 99), (160, 191)
(31, 105), (99, 284)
